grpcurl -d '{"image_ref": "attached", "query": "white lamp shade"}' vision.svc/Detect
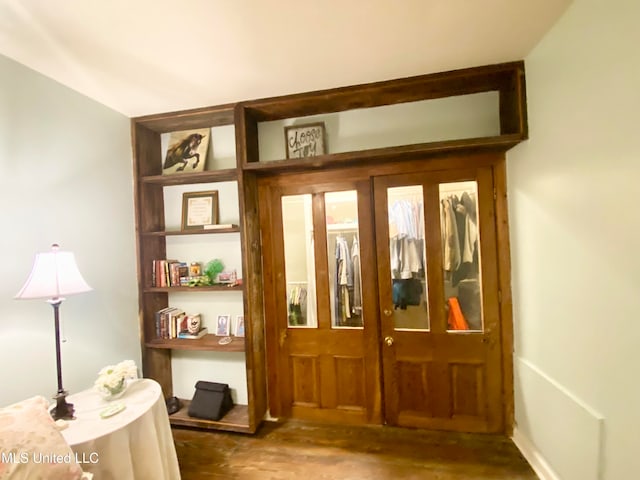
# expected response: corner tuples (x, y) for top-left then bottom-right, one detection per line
(15, 245), (92, 300)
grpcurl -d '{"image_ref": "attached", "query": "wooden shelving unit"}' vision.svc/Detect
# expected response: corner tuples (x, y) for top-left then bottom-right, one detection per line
(131, 103), (267, 435)
(131, 61), (527, 436)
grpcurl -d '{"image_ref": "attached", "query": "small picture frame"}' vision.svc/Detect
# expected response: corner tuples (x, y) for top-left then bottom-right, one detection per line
(284, 122), (326, 159)
(162, 128), (209, 175)
(234, 315), (245, 337)
(215, 314), (231, 336)
(181, 190), (219, 230)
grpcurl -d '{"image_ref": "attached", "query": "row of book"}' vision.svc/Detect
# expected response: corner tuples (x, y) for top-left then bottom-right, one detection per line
(151, 259), (238, 287)
(155, 307), (207, 339)
(152, 259), (192, 287)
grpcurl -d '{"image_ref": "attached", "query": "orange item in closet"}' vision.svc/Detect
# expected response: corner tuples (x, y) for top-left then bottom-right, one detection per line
(447, 297), (469, 330)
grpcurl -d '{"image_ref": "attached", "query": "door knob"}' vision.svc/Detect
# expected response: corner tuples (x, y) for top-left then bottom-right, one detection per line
(279, 329), (288, 347)
(383, 309), (393, 317)
(384, 336), (394, 347)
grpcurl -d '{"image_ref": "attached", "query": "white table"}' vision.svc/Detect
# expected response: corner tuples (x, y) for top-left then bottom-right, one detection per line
(61, 378), (181, 480)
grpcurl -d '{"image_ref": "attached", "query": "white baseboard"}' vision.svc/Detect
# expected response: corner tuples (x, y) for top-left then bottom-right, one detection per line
(512, 427), (561, 480)
(514, 358), (604, 480)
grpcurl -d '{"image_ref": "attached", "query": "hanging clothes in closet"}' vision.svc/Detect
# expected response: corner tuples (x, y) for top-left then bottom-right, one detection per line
(388, 199), (425, 310)
(351, 237), (362, 316)
(441, 189), (481, 330)
(441, 191), (479, 285)
(288, 284), (308, 325)
(333, 234), (363, 326)
(335, 235), (352, 324)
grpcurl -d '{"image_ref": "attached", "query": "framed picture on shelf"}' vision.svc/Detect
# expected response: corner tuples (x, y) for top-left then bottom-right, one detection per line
(215, 314), (231, 336)
(162, 128), (209, 175)
(181, 190), (219, 230)
(284, 122), (326, 159)
(235, 315), (245, 337)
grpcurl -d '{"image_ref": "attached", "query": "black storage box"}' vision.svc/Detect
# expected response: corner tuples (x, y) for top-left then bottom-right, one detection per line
(188, 381), (233, 421)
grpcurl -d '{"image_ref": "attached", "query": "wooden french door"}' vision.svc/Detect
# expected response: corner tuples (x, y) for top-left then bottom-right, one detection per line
(373, 166), (503, 433)
(259, 176), (382, 425)
(260, 161), (506, 433)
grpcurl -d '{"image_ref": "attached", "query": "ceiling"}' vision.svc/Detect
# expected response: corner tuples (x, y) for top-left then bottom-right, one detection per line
(0, 0), (571, 118)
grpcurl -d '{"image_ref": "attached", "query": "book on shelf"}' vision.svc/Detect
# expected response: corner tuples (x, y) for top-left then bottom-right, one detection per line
(155, 307), (173, 339)
(151, 258), (207, 288)
(169, 309), (185, 339)
(169, 261), (188, 287)
(155, 307), (186, 339)
(177, 327), (208, 339)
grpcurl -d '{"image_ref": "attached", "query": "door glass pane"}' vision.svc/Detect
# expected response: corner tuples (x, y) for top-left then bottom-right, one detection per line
(325, 191), (363, 328)
(282, 194), (317, 328)
(387, 186), (428, 331)
(439, 181), (484, 332)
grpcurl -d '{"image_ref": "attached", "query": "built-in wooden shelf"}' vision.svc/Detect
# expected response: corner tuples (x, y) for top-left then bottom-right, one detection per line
(242, 135), (523, 174)
(169, 401), (251, 433)
(142, 226), (240, 236)
(146, 334), (245, 352)
(144, 285), (244, 293)
(134, 102), (235, 133)
(140, 168), (238, 185)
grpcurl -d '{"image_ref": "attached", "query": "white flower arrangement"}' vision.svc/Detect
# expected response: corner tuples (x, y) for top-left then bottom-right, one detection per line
(94, 360), (138, 399)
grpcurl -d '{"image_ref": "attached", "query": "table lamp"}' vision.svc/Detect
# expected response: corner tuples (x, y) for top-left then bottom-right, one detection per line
(15, 244), (92, 420)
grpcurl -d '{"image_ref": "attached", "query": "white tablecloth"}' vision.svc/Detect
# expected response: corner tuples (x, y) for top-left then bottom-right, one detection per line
(61, 378), (181, 480)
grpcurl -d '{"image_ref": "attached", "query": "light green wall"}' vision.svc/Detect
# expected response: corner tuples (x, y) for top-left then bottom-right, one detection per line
(509, 0), (640, 478)
(0, 54), (140, 405)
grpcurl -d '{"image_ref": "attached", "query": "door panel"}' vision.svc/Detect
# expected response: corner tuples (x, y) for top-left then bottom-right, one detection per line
(261, 176), (381, 425)
(374, 167), (503, 433)
(290, 354), (320, 407)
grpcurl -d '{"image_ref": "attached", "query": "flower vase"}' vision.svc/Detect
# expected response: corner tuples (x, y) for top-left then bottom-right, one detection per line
(99, 378), (128, 401)
(94, 360), (138, 401)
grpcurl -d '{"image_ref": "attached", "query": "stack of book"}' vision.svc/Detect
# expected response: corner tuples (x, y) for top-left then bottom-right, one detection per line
(155, 308), (205, 339)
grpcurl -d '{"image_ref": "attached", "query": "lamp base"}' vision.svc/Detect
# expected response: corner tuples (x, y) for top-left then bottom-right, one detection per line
(50, 391), (75, 420)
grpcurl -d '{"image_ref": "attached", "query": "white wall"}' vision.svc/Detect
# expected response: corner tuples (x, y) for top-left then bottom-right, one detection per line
(258, 92), (500, 161)
(508, 0), (640, 478)
(0, 54), (140, 405)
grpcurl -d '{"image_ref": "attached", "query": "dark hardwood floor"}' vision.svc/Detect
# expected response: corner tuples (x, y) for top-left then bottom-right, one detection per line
(172, 420), (537, 479)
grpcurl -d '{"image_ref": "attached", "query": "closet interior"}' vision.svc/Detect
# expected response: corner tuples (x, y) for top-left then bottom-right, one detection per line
(283, 190), (365, 330)
(440, 181), (483, 332)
